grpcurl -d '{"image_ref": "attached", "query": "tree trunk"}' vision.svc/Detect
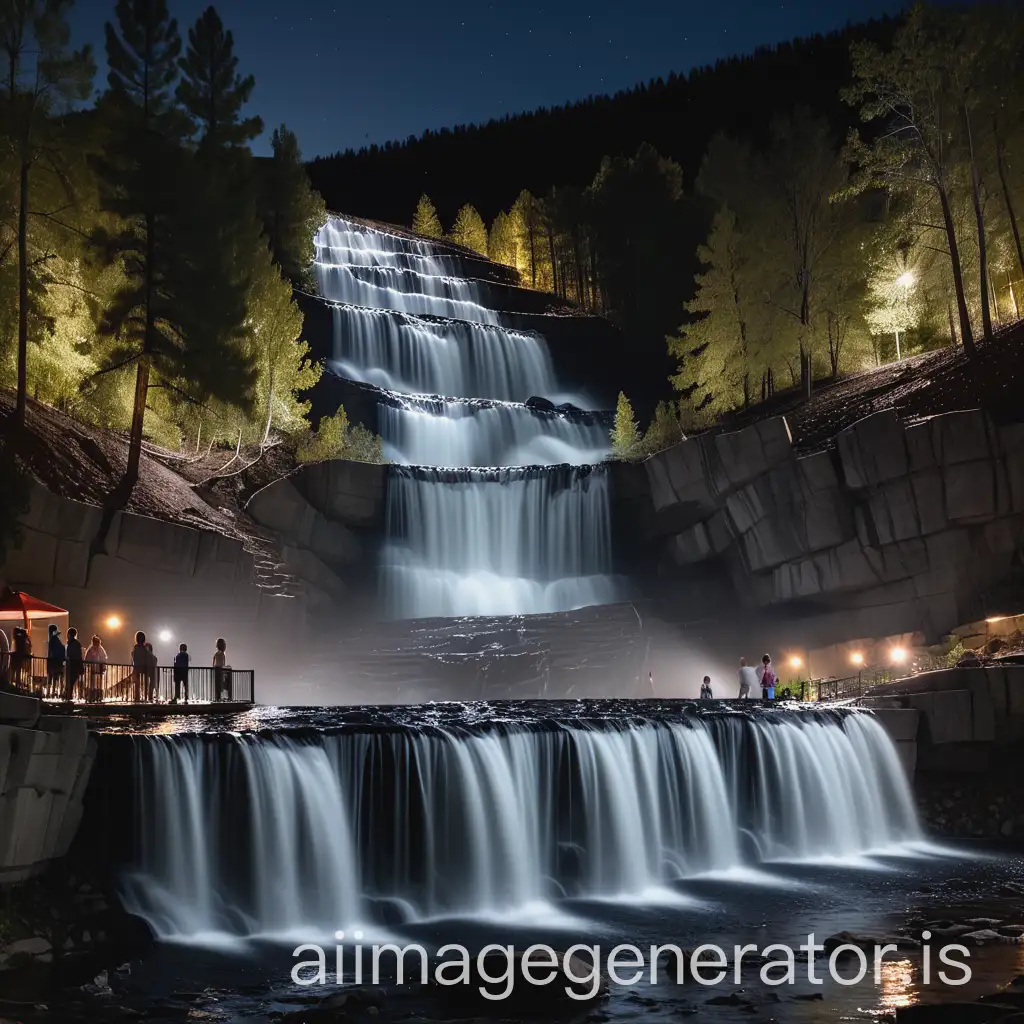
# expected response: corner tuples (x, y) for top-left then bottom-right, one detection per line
(123, 209), (156, 494)
(261, 382), (275, 448)
(546, 224), (558, 297)
(964, 104), (992, 344)
(938, 187), (975, 356)
(995, 119), (1024, 278)
(947, 302), (959, 350)
(195, 420), (202, 453)
(124, 356), (150, 491)
(1009, 273), (1019, 320)
(761, 372), (766, 403)
(743, 373), (750, 409)
(990, 271), (1001, 327)
(15, 155), (29, 427)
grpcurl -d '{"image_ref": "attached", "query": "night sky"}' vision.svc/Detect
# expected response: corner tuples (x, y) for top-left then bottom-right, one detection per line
(70, 0), (905, 159)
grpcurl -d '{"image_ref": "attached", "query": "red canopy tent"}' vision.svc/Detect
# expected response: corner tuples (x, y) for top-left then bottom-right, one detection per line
(0, 588), (68, 631)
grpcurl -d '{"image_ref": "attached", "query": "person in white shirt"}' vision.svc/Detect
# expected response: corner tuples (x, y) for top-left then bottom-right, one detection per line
(0, 628), (9, 688)
(738, 657), (758, 699)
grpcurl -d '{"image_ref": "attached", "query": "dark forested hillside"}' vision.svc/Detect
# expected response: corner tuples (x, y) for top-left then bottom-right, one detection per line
(308, 17), (897, 226)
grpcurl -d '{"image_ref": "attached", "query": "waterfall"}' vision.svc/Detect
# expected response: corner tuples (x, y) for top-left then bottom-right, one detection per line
(382, 466), (618, 619)
(379, 397), (611, 467)
(313, 216), (619, 619)
(328, 305), (559, 401)
(120, 710), (921, 941)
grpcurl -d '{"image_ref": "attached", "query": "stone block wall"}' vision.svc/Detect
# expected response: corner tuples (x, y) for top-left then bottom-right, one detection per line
(0, 692), (95, 883)
(620, 407), (1024, 648)
(0, 460), (386, 673)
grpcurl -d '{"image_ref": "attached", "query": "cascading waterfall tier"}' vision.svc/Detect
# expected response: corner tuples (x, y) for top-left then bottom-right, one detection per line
(118, 707), (921, 940)
(379, 394), (611, 467)
(382, 465), (618, 619)
(327, 304), (561, 401)
(313, 215), (616, 618)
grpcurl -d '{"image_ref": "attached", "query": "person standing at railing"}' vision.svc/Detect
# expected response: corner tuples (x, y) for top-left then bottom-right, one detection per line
(0, 627), (9, 689)
(131, 631), (148, 702)
(11, 627), (31, 690)
(700, 675), (714, 699)
(47, 624), (66, 699)
(64, 628), (84, 702)
(144, 642), (157, 701)
(85, 635), (107, 702)
(172, 643), (190, 704)
(213, 638), (228, 702)
(759, 654), (776, 701)
(738, 658), (757, 699)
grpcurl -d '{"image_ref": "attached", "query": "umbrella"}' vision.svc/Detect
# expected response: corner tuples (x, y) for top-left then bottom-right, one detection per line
(0, 588), (68, 631)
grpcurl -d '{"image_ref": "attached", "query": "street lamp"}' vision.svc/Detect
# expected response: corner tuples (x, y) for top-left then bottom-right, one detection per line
(105, 614), (122, 631)
(159, 629), (172, 643)
(890, 646), (908, 665)
(850, 652), (864, 666)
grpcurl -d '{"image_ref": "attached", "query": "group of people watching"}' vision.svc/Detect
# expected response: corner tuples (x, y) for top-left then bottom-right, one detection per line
(0, 624), (233, 703)
(696, 654), (779, 701)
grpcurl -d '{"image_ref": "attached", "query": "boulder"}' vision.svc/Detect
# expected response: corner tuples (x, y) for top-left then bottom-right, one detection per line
(837, 410), (908, 489)
(525, 396), (556, 413)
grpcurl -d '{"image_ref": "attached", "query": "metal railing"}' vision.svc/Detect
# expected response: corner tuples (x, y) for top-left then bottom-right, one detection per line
(4, 654), (254, 705)
(790, 673), (888, 702)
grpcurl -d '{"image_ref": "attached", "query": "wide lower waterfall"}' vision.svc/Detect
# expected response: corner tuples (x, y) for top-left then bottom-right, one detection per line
(381, 465), (618, 618)
(313, 215), (620, 619)
(119, 709), (921, 941)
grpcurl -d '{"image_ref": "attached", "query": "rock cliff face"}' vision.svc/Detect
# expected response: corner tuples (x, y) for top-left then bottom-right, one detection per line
(0, 462), (387, 685)
(0, 691), (95, 882)
(613, 407), (1024, 650)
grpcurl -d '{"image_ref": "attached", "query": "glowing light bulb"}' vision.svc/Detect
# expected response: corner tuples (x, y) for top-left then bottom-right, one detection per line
(896, 271), (915, 289)
(105, 614), (122, 630)
(890, 647), (907, 664)
(159, 629), (172, 643)
(788, 655), (803, 669)
(850, 652), (864, 666)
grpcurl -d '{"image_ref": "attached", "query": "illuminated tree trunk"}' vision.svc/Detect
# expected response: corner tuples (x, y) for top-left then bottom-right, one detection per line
(938, 188), (975, 356)
(964, 105), (992, 344)
(995, 119), (1024, 279)
(15, 154), (28, 427)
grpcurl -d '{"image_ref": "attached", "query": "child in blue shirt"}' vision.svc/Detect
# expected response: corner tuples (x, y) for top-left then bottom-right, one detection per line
(172, 643), (191, 704)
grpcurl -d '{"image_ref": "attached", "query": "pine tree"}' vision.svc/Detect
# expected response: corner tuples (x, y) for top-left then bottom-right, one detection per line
(176, 5), (262, 150)
(669, 206), (754, 416)
(91, 0), (253, 495)
(449, 203), (488, 255)
(611, 391), (640, 457)
(411, 193), (442, 238)
(0, 0), (94, 427)
(259, 124), (325, 287)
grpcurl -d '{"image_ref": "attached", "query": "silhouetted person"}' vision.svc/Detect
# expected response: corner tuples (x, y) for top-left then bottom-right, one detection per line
(738, 657), (757, 699)
(47, 624), (65, 699)
(700, 675), (713, 699)
(760, 654), (776, 701)
(173, 643), (190, 704)
(65, 627), (84, 702)
(144, 641), (157, 701)
(0, 627), (9, 688)
(131, 631), (148, 702)
(85, 635), (107, 702)
(12, 627), (31, 690)
(213, 637), (228, 702)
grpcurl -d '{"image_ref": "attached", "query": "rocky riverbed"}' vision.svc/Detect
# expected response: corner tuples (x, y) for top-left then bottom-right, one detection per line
(4, 843), (1024, 1023)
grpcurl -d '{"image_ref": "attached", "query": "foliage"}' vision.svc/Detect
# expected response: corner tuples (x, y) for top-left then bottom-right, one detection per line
(0, 0), (95, 424)
(411, 193), (442, 238)
(259, 124), (326, 288)
(296, 408), (385, 465)
(610, 391), (640, 457)
(448, 203), (488, 255)
(176, 5), (262, 150)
